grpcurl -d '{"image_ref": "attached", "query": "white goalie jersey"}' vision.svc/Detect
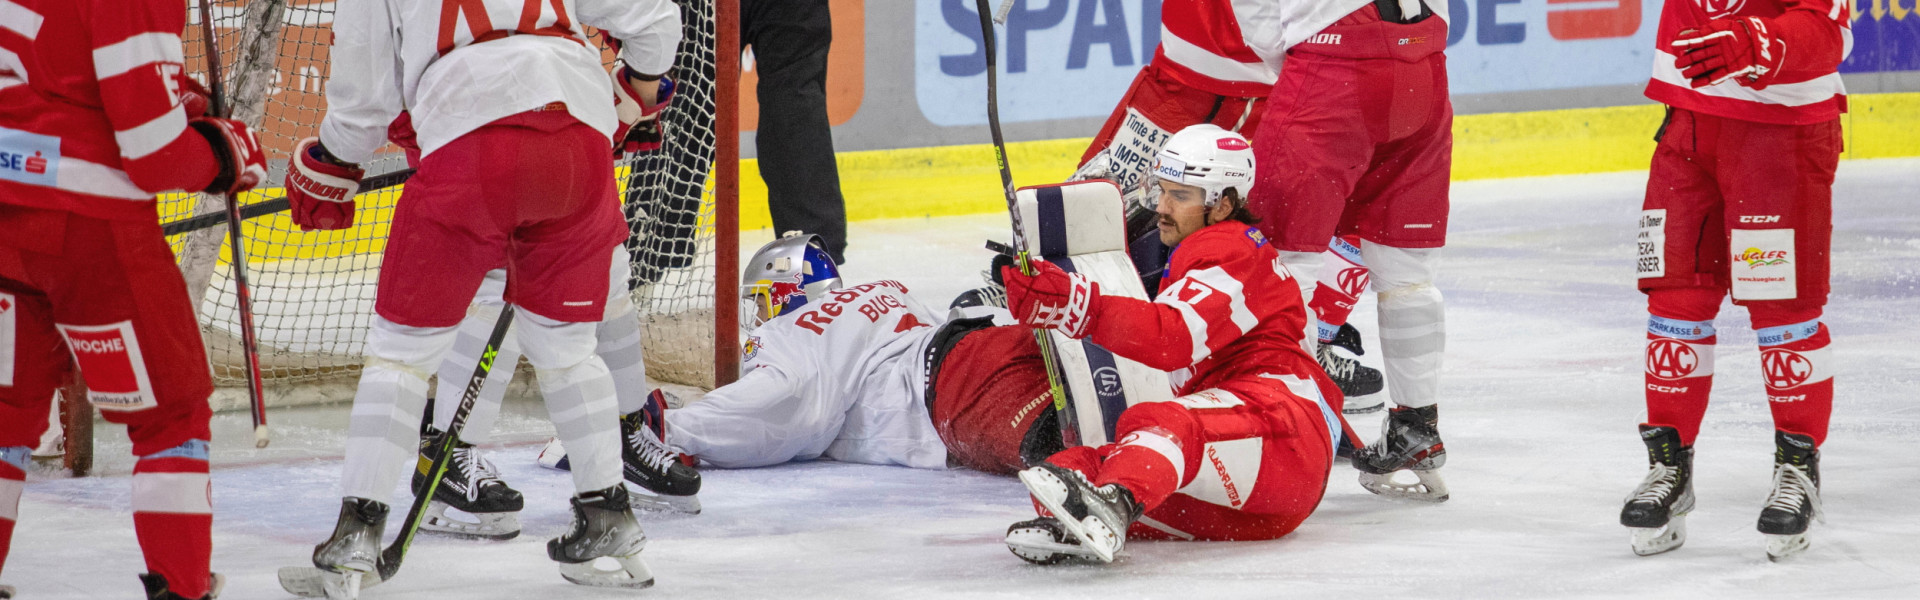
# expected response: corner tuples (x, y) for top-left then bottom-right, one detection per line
(666, 281), (953, 470)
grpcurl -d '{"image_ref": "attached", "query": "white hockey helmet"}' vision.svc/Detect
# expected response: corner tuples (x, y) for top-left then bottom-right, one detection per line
(741, 231), (843, 328)
(1150, 124), (1255, 207)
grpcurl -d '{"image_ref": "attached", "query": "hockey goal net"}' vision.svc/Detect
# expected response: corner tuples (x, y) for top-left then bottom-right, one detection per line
(153, 0), (740, 410)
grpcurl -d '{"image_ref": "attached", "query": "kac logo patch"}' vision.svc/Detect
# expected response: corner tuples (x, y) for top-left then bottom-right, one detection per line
(1761, 348), (1812, 389)
(1646, 339), (1699, 380)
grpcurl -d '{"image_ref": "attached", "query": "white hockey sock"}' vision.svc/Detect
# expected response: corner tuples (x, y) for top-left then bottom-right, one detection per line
(516, 309), (622, 493)
(433, 301), (521, 444)
(597, 311), (649, 415)
(1365, 245), (1446, 409)
(340, 318), (457, 504)
(1278, 250), (1325, 353)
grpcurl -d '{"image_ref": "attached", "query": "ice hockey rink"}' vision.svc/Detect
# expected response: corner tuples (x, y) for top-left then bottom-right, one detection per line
(11, 158), (1920, 598)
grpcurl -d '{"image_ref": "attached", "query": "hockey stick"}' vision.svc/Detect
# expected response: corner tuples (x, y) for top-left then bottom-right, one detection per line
(160, 168), (415, 236)
(972, 0), (1082, 448)
(276, 305), (516, 597)
(198, 0), (271, 449)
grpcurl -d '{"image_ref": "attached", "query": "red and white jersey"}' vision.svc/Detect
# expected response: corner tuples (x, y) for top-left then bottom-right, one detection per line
(671, 281), (952, 469)
(0, 0), (222, 219)
(1229, 0), (1451, 77)
(1153, 0), (1281, 98)
(1645, 0), (1852, 125)
(319, 0), (680, 162)
(1084, 221), (1324, 397)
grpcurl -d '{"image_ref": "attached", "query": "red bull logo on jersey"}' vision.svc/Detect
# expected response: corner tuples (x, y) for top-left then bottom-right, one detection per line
(1736, 247), (1790, 269)
(743, 335), (763, 362)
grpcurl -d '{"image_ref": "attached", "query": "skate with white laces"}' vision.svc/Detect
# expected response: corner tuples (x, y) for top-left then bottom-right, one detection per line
(548, 485), (654, 588)
(281, 498), (390, 599)
(1013, 463), (1142, 564)
(411, 427), (524, 540)
(1759, 430), (1822, 562)
(619, 390), (703, 513)
(1621, 425), (1694, 556)
(1354, 404), (1449, 502)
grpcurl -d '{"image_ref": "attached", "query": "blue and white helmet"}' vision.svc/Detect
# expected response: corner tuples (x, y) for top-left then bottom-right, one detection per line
(1150, 124), (1255, 207)
(741, 232), (843, 328)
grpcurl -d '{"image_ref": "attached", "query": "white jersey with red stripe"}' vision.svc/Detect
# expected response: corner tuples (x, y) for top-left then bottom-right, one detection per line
(0, 0), (223, 218)
(1645, 0), (1852, 125)
(318, 0), (680, 163)
(1220, 0), (1450, 81)
(666, 280), (953, 470)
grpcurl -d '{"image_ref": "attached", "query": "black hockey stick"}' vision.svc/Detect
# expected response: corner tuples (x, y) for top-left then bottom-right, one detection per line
(275, 305), (515, 597)
(160, 168), (415, 236)
(973, 0), (1081, 448)
(198, 0), (272, 448)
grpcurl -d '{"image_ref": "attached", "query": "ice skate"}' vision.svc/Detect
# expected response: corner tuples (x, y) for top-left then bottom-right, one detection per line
(1621, 425), (1693, 556)
(138, 572), (225, 600)
(1015, 463), (1143, 564)
(1005, 517), (1099, 565)
(280, 497), (390, 599)
(1355, 405), (1449, 502)
(412, 427), (524, 539)
(1316, 326), (1385, 413)
(548, 485), (655, 589)
(952, 252), (1013, 309)
(619, 390), (703, 513)
(1759, 430), (1822, 562)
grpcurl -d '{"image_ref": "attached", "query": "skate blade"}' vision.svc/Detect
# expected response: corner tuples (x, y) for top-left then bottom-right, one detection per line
(278, 566), (383, 599)
(1629, 517), (1687, 556)
(1765, 533), (1810, 562)
(628, 487), (702, 515)
(1358, 469), (1450, 503)
(1004, 526), (1099, 565)
(1342, 397), (1385, 415)
(558, 554), (656, 589)
(1016, 469), (1120, 563)
(421, 501), (522, 540)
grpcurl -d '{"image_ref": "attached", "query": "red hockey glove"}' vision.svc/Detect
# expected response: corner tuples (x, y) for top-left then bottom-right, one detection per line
(387, 111), (422, 168)
(1672, 17), (1785, 90)
(286, 137), (365, 231)
(1002, 260), (1099, 339)
(612, 64), (674, 157)
(175, 74), (212, 119)
(188, 117), (267, 195)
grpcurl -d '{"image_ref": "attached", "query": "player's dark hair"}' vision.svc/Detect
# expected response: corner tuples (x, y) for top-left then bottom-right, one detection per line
(1218, 189), (1261, 226)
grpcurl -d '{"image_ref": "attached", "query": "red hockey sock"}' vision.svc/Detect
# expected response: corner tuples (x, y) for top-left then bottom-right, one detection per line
(1754, 318), (1833, 446)
(132, 442), (212, 598)
(1644, 288), (1723, 446)
(1, 451), (26, 578)
(1309, 236), (1368, 342)
(1092, 427), (1186, 512)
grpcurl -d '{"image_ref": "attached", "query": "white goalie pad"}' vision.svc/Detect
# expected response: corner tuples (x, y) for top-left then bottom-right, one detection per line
(1014, 181), (1173, 447)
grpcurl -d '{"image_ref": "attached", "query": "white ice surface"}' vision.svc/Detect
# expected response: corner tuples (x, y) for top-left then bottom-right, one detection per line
(10, 159), (1920, 598)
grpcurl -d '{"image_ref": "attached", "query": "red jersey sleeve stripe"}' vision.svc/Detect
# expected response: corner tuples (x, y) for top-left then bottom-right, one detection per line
(114, 107), (188, 160)
(93, 32), (182, 79)
(0, 0), (42, 40)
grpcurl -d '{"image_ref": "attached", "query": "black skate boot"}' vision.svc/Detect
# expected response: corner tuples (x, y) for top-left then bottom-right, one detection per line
(1621, 425), (1694, 556)
(1355, 404), (1448, 502)
(138, 573), (225, 600)
(411, 427), (524, 540)
(1316, 333), (1385, 412)
(1012, 463), (1144, 563)
(297, 497), (389, 599)
(621, 390), (702, 513)
(548, 485), (654, 589)
(952, 252), (1013, 309)
(1759, 430), (1822, 561)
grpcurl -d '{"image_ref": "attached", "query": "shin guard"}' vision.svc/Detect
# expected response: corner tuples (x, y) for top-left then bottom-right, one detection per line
(1756, 319), (1833, 446)
(1644, 316), (1717, 445)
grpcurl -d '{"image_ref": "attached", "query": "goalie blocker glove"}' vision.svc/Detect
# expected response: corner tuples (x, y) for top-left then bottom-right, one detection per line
(611, 63), (674, 157)
(1002, 260), (1099, 339)
(286, 137), (366, 231)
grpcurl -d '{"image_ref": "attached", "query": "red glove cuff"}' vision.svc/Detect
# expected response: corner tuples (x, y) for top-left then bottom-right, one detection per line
(286, 137), (365, 231)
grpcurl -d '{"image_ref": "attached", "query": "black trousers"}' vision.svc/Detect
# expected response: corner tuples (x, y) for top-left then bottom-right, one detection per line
(744, 0), (848, 262)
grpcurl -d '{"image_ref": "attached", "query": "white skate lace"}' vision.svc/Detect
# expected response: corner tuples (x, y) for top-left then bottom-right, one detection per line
(1317, 344), (1356, 380)
(1628, 463), (1680, 505)
(1764, 463), (1822, 521)
(627, 420), (679, 473)
(452, 446), (505, 502)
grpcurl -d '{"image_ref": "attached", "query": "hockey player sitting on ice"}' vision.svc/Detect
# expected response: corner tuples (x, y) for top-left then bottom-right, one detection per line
(999, 124), (1353, 564)
(1065, 0), (1387, 412)
(0, 0), (267, 597)
(278, 0), (682, 593)
(1621, 0), (1851, 561)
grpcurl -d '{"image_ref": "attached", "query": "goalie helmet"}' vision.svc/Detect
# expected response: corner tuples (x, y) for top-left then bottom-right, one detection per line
(1149, 124), (1255, 207)
(742, 232), (843, 328)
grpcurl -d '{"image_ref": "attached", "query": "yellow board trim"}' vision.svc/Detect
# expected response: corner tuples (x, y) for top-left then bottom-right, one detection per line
(171, 93), (1919, 260)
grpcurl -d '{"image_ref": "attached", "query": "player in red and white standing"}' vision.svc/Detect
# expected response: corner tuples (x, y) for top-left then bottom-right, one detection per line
(1619, 0), (1851, 561)
(1068, 1), (1389, 410)
(281, 0), (680, 590)
(1002, 125), (1355, 563)
(1244, 0), (1455, 502)
(0, 0), (267, 597)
